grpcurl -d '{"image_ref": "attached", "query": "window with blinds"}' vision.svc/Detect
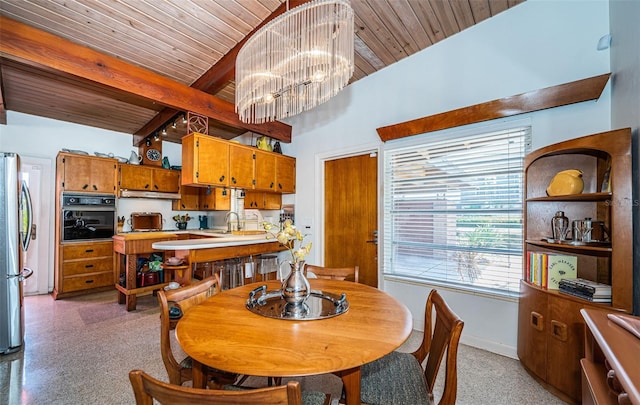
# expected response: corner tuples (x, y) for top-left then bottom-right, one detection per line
(383, 125), (531, 298)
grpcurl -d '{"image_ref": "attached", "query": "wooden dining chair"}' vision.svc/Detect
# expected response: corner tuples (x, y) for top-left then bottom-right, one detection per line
(129, 370), (331, 405)
(157, 275), (238, 389)
(359, 289), (464, 405)
(304, 264), (359, 283)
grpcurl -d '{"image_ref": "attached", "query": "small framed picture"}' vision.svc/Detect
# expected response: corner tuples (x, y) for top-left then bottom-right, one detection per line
(601, 162), (612, 193)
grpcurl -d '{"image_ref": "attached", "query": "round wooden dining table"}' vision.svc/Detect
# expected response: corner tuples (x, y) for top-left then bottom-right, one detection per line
(176, 279), (413, 405)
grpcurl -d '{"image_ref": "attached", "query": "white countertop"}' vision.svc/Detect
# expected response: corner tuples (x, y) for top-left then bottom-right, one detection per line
(151, 233), (274, 250)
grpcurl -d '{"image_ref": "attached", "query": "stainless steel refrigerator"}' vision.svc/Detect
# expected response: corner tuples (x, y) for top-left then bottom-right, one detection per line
(1, 152), (33, 355)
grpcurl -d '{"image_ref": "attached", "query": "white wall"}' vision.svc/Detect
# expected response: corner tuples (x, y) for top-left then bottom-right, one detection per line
(284, 0), (612, 358)
(610, 0), (640, 316)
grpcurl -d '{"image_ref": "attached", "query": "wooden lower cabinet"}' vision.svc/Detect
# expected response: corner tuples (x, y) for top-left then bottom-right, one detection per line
(518, 281), (599, 403)
(53, 241), (115, 298)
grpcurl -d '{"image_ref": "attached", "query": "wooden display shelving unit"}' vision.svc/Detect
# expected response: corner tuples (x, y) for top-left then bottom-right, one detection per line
(517, 128), (633, 403)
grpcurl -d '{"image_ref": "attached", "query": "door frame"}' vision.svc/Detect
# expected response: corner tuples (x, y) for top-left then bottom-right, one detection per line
(314, 142), (383, 285)
(20, 156), (53, 295)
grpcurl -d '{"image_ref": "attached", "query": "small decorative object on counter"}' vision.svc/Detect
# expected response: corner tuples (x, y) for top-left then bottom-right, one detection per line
(263, 219), (313, 314)
(117, 216), (125, 233)
(128, 150), (142, 165)
(162, 156), (170, 169)
(546, 169), (584, 196)
(173, 213), (191, 230)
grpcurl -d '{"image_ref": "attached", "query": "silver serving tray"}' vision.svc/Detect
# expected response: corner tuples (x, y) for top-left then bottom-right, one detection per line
(543, 238), (611, 247)
(246, 285), (349, 320)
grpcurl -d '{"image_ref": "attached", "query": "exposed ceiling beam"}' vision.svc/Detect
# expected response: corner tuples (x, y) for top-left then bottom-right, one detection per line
(0, 15), (291, 145)
(376, 74), (611, 142)
(135, 0), (311, 141)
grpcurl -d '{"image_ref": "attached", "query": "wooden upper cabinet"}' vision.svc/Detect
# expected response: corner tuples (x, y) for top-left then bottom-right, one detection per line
(200, 187), (231, 211)
(275, 154), (296, 193)
(229, 143), (255, 189)
(255, 149), (277, 191)
(153, 169), (180, 193)
(244, 190), (282, 210)
(181, 132), (296, 194)
(58, 153), (117, 194)
(173, 184), (200, 211)
(119, 165), (180, 193)
(182, 133), (229, 187)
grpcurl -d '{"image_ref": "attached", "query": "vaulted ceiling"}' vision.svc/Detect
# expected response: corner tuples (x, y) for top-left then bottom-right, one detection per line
(0, 0), (524, 145)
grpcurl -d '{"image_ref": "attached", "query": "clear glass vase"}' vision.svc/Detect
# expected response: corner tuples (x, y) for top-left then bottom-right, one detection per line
(281, 260), (310, 316)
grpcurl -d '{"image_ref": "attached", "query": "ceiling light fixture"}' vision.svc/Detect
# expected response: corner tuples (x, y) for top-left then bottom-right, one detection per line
(235, 0), (354, 124)
(161, 127), (167, 136)
(171, 121), (177, 129)
(181, 114), (188, 124)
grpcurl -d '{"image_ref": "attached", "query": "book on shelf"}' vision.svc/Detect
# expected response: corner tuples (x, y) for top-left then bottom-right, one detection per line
(526, 251), (577, 290)
(558, 287), (612, 303)
(558, 278), (611, 296)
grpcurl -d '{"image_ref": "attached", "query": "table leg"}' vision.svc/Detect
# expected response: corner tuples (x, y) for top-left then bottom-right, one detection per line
(192, 359), (207, 389)
(340, 366), (361, 405)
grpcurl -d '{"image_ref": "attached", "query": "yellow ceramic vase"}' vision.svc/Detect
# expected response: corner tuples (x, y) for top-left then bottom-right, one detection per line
(546, 169), (584, 196)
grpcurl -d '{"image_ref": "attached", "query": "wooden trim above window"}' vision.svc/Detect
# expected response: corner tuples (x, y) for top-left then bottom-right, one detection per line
(376, 73), (610, 142)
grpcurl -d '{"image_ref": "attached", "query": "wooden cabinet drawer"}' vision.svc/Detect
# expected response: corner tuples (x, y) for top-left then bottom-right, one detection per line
(63, 272), (114, 292)
(62, 257), (113, 276)
(63, 242), (113, 258)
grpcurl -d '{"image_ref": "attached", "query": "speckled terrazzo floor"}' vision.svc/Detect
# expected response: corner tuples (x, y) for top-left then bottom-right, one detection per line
(0, 290), (566, 405)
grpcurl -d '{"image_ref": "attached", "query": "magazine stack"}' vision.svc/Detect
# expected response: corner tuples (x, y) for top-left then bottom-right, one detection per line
(558, 278), (612, 303)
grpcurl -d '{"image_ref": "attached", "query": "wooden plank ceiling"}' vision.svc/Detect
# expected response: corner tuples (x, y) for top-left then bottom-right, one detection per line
(0, 0), (524, 145)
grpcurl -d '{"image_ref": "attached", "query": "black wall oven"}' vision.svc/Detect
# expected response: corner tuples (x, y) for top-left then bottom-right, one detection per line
(61, 193), (116, 242)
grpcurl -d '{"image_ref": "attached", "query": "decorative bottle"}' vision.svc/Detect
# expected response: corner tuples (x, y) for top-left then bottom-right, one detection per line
(551, 211), (569, 241)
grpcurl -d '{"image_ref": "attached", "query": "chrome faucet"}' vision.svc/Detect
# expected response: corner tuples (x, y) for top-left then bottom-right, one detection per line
(225, 211), (241, 233)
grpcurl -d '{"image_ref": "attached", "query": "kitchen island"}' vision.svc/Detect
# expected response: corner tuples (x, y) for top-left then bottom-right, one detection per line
(113, 230), (284, 311)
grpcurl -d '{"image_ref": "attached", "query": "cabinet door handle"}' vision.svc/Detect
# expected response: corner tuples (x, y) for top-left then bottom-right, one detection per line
(85, 264), (94, 268)
(551, 320), (568, 341)
(145, 184), (150, 189)
(530, 311), (544, 331)
(270, 182), (274, 188)
(153, 185), (159, 190)
(85, 279), (94, 284)
(219, 175), (225, 182)
(82, 184), (89, 189)
(85, 249), (94, 253)
(92, 185), (97, 190)
(231, 177), (237, 184)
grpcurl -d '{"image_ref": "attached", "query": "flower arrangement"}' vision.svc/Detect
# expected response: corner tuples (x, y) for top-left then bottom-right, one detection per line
(172, 213), (191, 223)
(262, 219), (312, 263)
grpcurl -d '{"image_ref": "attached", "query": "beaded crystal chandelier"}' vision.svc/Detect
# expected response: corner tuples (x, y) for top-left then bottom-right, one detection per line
(235, 0), (354, 124)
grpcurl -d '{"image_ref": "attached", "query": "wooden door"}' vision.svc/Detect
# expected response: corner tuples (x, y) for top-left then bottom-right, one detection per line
(324, 154), (378, 287)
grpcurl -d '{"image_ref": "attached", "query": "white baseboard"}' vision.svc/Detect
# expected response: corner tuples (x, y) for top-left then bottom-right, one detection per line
(460, 334), (518, 359)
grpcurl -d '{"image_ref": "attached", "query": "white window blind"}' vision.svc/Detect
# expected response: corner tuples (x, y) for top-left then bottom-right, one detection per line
(383, 125), (530, 298)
